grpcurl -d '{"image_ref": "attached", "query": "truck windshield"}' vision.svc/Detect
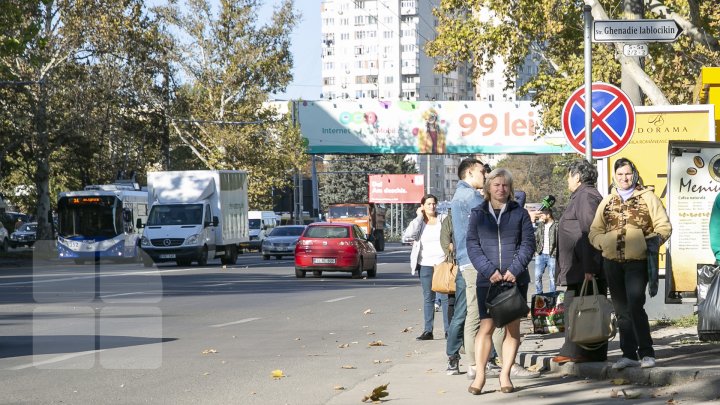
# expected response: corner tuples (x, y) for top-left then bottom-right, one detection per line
(57, 195), (122, 238)
(249, 219), (262, 229)
(147, 204), (203, 226)
(328, 206), (368, 218)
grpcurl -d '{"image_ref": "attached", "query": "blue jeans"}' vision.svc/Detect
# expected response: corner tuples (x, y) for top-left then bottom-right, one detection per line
(534, 254), (556, 294)
(446, 269), (466, 358)
(418, 265), (436, 333)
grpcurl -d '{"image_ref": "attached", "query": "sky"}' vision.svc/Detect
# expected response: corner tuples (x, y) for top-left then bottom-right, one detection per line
(259, 0), (322, 101)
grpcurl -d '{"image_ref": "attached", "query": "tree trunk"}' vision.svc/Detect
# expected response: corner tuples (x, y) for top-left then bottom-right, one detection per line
(622, 0), (645, 106)
(34, 77), (53, 240)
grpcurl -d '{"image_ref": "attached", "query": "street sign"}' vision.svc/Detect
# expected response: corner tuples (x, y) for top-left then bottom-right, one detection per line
(562, 82), (636, 159)
(623, 43), (648, 57)
(593, 19), (683, 43)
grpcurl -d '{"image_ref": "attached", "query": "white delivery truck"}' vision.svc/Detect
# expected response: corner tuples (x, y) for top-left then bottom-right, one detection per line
(241, 210), (278, 251)
(139, 170), (248, 267)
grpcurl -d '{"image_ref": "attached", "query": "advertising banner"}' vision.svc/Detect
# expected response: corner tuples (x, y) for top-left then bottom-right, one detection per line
(368, 174), (425, 204)
(297, 100), (572, 154)
(667, 141), (720, 293)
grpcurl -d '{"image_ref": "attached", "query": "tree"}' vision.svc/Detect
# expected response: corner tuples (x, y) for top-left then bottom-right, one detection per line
(427, 0), (720, 134)
(154, 0), (306, 209)
(0, 0), (166, 238)
(319, 154), (418, 209)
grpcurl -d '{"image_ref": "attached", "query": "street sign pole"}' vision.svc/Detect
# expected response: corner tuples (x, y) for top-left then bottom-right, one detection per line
(584, 5), (593, 163)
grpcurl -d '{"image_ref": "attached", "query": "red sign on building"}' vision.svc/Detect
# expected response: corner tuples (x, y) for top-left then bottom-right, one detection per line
(368, 174), (425, 204)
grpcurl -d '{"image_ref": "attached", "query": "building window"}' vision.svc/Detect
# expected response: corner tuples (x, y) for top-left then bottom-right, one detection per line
(354, 16), (364, 25)
(354, 0), (365, 8)
(340, 18), (349, 26)
(323, 77), (335, 85)
(383, 31), (394, 39)
(487, 79), (495, 88)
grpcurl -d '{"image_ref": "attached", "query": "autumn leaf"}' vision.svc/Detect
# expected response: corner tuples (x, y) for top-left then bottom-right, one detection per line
(401, 327), (413, 333)
(361, 383), (389, 402)
(338, 343), (350, 348)
(610, 378), (630, 385)
(363, 309), (373, 315)
(271, 369), (286, 378)
(341, 365), (356, 369)
(334, 385), (345, 390)
(201, 349), (218, 355)
(368, 340), (386, 347)
(622, 389), (641, 399)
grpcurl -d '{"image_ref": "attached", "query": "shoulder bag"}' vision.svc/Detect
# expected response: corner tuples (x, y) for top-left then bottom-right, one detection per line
(485, 281), (529, 328)
(432, 249), (457, 294)
(567, 277), (617, 350)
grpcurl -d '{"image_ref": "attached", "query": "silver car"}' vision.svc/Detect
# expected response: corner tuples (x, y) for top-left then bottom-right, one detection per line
(261, 225), (306, 260)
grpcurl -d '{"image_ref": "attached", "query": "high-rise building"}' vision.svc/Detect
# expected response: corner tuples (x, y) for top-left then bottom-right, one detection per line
(320, 0), (474, 102)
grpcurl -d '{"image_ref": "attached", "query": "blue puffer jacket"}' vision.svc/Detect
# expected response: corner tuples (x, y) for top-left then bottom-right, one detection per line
(466, 199), (535, 287)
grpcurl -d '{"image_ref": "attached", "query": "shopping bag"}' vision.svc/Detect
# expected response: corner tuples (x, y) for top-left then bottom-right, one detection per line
(486, 282), (529, 328)
(432, 258), (457, 294)
(698, 266), (720, 341)
(567, 278), (616, 350)
(531, 291), (565, 334)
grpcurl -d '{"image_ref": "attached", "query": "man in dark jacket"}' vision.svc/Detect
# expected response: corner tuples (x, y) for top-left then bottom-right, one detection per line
(553, 159), (608, 364)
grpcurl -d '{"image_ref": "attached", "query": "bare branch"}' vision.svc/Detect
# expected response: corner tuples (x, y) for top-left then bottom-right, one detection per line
(645, 0), (720, 52)
(170, 120), (212, 168)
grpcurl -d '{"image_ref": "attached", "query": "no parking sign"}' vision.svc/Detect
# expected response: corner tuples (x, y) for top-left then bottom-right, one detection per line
(562, 82), (636, 158)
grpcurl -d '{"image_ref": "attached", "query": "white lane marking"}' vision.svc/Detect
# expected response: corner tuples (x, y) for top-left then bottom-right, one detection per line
(9, 349), (106, 370)
(324, 296), (355, 303)
(210, 317), (261, 328)
(0, 267), (200, 287)
(101, 291), (157, 298)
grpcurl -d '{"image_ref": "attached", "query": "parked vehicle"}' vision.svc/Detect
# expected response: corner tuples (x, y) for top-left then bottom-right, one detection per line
(0, 221), (8, 252)
(261, 225), (306, 260)
(1, 211), (30, 233)
(139, 170), (248, 267)
(56, 181), (148, 264)
(326, 203), (386, 251)
(9, 222), (37, 248)
(241, 210), (279, 251)
(294, 222), (377, 278)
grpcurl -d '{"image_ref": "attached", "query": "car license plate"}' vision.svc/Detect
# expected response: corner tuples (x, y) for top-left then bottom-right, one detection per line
(160, 254), (176, 259)
(313, 258), (336, 264)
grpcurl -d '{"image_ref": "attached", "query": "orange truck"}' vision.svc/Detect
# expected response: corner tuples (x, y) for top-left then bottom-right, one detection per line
(326, 203), (386, 251)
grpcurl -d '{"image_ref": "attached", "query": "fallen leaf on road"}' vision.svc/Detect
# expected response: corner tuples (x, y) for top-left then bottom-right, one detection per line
(401, 327), (413, 333)
(202, 372), (210, 376)
(610, 388), (619, 398)
(271, 369), (286, 378)
(610, 378), (630, 385)
(334, 385), (345, 390)
(361, 383), (389, 403)
(295, 337), (301, 341)
(341, 365), (356, 369)
(666, 399), (678, 405)
(202, 349), (218, 355)
(368, 340), (386, 346)
(527, 363), (543, 372)
(364, 309), (373, 315)
(374, 359), (381, 364)
(338, 343), (350, 348)
(438, 390), (447, 394)
(622, 389), (641, 399)
(367, 332), (376, 335)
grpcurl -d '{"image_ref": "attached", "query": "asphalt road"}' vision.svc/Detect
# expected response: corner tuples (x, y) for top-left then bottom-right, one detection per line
(0, 243), (698, 404)
(0, 244), (429, 404)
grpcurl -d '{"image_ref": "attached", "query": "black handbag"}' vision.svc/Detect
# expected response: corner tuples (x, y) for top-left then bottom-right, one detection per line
(485, 281), (529, 328)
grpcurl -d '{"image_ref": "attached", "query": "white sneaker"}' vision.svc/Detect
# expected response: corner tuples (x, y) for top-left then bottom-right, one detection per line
(612, 357), (640, 370)
(640, 356), (656, 368)
(466, 365), (476, 380)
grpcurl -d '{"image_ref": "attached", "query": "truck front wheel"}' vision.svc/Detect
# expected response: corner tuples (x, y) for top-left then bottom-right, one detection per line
(197, 246), (208, 266)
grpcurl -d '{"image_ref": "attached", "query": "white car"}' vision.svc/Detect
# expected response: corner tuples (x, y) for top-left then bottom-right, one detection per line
(0, 222), (8, 252)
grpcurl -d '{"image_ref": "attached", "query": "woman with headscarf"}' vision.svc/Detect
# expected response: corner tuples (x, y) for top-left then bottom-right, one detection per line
(589, 158), (671, 370)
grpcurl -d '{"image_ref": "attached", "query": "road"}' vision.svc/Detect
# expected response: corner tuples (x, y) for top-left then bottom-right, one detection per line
(0, 244), (427, 404)
(0, 244), (696, 404)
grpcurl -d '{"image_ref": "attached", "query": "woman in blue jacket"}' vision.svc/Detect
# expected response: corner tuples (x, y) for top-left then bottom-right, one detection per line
(466, 168), (535, 395)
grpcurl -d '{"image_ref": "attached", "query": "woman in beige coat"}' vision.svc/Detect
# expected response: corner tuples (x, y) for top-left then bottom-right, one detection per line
(589, 158), (671, 371)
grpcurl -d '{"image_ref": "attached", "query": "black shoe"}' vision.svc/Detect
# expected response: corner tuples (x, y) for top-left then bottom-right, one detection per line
(416, 331), (433, 341)
(446, 356), (460, 375)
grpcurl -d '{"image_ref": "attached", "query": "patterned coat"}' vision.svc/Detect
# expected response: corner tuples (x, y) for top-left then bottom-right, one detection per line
(589, 186), (672, 262)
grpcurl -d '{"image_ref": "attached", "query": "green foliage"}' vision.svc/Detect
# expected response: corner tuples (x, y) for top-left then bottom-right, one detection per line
(319, 154), (417, 211)
(156, 0), (305, 209)
(428, 0), (720, 133)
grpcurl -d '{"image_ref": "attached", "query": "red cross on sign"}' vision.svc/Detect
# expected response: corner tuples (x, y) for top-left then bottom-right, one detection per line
(562, 82), (636, 159)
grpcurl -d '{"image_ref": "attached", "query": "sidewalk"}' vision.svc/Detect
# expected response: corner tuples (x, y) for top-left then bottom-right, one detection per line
(327, 318), (720, 404)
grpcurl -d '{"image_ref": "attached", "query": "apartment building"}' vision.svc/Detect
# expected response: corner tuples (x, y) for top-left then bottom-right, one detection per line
(320, 0), (474, 102)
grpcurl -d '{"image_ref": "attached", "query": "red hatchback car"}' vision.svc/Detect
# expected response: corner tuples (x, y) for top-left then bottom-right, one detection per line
(294, 222), (377, 278)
